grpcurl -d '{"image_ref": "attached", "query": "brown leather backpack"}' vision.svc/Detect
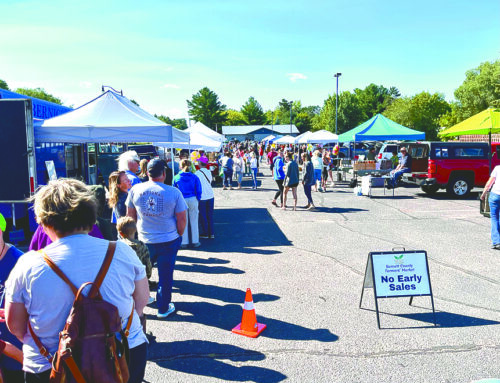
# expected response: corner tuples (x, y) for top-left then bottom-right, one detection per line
(29, 242), (133, 383)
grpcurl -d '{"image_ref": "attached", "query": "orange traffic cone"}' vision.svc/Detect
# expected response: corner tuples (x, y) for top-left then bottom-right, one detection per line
(232, 288), (267, 338)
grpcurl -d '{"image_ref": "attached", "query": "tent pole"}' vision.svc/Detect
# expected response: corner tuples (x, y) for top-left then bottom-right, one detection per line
(171, 144), (175, 185)
(489, 130), (492, 173)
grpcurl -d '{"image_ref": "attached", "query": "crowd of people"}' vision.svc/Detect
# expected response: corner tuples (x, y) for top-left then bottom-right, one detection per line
(0, 148), (216, 382)
(0, 140), (412, 382)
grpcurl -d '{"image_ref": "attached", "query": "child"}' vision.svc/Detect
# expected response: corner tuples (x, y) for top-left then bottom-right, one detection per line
(116, 217), (152, 282)
(390, 151), (399, 169)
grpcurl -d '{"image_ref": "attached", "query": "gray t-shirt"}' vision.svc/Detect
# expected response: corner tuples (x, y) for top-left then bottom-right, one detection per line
(126, 181), (187, 244)
(5, 235), (147, 374)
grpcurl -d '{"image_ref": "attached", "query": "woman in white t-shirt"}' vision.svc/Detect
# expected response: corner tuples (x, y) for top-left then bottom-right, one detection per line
(250, 152), (259, 189)
(5, 179), (149, 383)
(481, 166), (500, 250)
(233, 151), (244, 189)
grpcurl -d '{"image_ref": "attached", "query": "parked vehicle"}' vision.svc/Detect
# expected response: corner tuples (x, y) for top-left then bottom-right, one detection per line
(402, 141), (500, 197)
(377, 142), (402, 161)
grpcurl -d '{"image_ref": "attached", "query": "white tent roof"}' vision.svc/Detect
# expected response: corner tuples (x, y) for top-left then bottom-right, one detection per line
(186, 121), (225, 142)
(155, 130), (223, 152)
(273, 135), (297, 144)
(295, 131), (313, 144)
(36, 90), (189, 144)
(306, 130), (338, 144)
(261, 134), (276, 142)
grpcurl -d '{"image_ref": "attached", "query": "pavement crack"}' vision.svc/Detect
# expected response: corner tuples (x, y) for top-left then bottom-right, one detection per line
(149, 344), (500, 363)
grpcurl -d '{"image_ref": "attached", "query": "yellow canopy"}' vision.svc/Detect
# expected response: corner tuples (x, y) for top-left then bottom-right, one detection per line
(439, 108), (500, 138)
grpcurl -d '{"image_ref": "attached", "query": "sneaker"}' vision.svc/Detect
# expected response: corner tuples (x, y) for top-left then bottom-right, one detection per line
(157, 303), (175, 318)
(148, 296), (155, 304)
(209, 235), (215, 239)
(200, 235), (209, 239)
(180, 244), (188, 249)
(192, 242), (201, 248)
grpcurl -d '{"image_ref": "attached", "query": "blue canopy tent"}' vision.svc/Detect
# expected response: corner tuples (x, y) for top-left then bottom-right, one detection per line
(338, 114), (425, 142)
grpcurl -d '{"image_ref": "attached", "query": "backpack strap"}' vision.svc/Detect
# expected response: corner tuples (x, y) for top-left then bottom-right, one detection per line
(123, 303), (135, 337)
(88, 241), (116, 298)
(39, 250), (78, 295)
(27, 322), (53, 362)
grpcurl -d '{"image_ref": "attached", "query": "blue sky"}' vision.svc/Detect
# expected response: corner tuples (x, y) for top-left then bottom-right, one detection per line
(0, 0), (498, 120)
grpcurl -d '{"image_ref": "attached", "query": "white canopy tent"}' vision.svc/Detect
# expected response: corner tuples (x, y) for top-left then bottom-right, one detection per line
(36, 90), (189, 144)
(260, 134), (276, 142)
(155, 130), (223, 152)
(295, 131), (313, 144)
(273, 135), (297, 145)
(186, 121), (225, 142)
(306, 130), (338, 144)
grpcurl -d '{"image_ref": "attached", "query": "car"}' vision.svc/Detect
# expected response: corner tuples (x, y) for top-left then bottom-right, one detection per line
(402, 141), (500, 198)
(377, 142), (402, 162)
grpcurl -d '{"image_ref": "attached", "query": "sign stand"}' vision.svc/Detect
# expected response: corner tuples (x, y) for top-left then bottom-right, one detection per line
(360, 249), (436, 329)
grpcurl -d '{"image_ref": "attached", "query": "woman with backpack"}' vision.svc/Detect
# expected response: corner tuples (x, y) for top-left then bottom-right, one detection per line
(5, 178), (149, 383)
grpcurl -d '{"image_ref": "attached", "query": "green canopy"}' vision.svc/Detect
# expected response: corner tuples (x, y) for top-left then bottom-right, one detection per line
(438, 108), (500, 138)
(337, 114), (425, 142)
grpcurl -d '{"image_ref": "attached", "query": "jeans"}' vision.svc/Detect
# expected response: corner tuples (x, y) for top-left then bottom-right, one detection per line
(235, 170), (243, 184)
(182, 196), (199, 245)
(128, 342), (148, 383)
(274, 179), (284, 204)
(199, 198), (214, 237)
(303, 183), (313, 204)
(223, 169), (233, 187)
(489, 192), (500, 245)
(251, 168), (258, 188)
(389, 168), (410, 187)
(146, 236), (182, 313)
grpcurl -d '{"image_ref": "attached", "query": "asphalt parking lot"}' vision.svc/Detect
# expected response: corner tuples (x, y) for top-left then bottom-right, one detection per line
(144, 167), (500, 383)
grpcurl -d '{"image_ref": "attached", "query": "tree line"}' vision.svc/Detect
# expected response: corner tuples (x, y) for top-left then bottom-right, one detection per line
(1, 59), (498, 140)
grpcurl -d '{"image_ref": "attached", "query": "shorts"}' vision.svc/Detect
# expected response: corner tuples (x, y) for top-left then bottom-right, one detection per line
(286, 183), (299, 188)
(314, 169), (322, 182)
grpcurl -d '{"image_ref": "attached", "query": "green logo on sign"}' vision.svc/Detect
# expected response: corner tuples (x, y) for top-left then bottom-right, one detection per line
(394, 254), (404, 264)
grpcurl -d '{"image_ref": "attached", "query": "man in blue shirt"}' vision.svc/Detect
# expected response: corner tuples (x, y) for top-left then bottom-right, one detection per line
(387, 147), (412, 188)
(118, 150), (142, 186)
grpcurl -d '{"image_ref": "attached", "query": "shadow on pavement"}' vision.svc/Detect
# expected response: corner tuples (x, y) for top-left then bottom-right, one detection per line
(369, 195), (416, 200)
(313, 207), (368, 213)
(172, 279), (280, 304)
(153, 301), (338, 342)
(176, 255), (230, 264)
(193, 208), (292, 254)
(175, 264), (245, 274)
(416, 190), (481, 201)
(148, 340), (287, 383)
(361, 307), (500, 329)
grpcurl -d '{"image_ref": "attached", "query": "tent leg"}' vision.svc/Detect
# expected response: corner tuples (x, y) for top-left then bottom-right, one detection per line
(171, 145), (175, 185)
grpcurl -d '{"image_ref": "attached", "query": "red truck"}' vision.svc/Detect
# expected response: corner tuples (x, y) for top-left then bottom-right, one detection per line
(402, 141), (500, 198)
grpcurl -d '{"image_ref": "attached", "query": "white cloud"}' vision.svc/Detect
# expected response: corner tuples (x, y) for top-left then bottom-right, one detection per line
(163, 83), (180, 89)
(164, 67), (174, 72)
(287, 73), (307, 82)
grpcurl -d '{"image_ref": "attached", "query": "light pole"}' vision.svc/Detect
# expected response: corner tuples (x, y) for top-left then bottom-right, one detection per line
(289, 101), (293, 135)
(333, 73), (341, 135)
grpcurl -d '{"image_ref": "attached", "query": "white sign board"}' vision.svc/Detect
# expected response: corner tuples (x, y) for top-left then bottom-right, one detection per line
(372, 252), (431, 297)
(45, 160), (57, 181)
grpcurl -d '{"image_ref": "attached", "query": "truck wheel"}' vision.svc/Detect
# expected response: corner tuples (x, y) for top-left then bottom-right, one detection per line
(446, 177), (471, 198)
(421, 185), (439, 195)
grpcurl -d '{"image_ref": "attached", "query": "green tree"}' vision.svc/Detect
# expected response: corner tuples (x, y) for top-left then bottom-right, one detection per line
(0, 79), (9, 91)
(130, 99), (140, 106)
(385, 92), (451, 140)
(155, 114), (188, 130)
(293, 103), (320, 133)
(187, 87), (227, 129)
(241, 96), (266, 125)
(225, 109), (246, 125)
(312, 96), (335, 132)
(14, 87), (63, 105)
(354, 83), (400, 120)
(440, 60), (500, 127)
